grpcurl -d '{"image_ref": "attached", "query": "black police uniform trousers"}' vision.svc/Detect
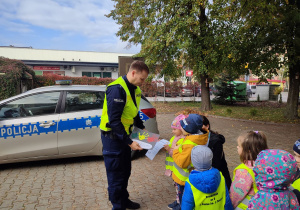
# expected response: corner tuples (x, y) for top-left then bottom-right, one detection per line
(101, 131), (131, 210)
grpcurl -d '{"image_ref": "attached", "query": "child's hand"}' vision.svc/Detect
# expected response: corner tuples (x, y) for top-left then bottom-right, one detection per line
(163, 144), (170, 151)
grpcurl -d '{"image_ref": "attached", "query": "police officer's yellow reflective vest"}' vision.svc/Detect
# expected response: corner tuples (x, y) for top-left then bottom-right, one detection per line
(232, 164), (258, 210)
(186, 172), (226, 210)
(172, 139), (198, 183)
(165, 136), (184, 170)
(100, 77), (141, 134)
(290, 178), (300, 191)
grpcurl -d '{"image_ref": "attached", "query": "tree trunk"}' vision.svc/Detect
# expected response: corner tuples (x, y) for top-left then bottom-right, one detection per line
(285, 62), (300, 119)
(200, 74), (212, 111)
(285, 0), (300, 119)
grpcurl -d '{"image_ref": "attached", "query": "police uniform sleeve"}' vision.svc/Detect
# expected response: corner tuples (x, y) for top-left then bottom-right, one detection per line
(106, 85), (133, 145)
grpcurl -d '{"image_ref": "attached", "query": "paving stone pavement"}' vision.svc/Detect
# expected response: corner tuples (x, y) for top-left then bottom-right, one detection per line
(0, 113), (299, 210)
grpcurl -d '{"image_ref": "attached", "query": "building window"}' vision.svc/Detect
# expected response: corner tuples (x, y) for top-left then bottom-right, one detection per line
(34, 71), (43, 76)
(103, 72), (112, 78)
(93, 73), (101, 78)
(82, 72), (92, 77)
(82, 72), (111, 78)
(36, 71), (65, 76)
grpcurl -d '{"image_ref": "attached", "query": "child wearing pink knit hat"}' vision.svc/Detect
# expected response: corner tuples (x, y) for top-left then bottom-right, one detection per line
(164, 114), (187, 209)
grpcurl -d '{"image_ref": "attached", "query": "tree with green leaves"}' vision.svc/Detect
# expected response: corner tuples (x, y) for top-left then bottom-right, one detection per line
(107, 0), (246, 111)
(223, 0), (300, 119)
(214, 73), (239, 105)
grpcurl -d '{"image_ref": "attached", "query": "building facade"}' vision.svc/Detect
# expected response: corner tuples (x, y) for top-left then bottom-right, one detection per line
(0, 46), (134, 79)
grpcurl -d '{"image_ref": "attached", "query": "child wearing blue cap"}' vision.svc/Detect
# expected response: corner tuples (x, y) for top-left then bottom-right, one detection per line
(290, 139), (300, 203)
(170, 114), (209, 210)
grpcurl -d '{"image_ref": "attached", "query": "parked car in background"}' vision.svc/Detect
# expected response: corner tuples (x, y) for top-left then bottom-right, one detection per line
(179, 86), (194, 97)
(195, 86), (213, 97)
(0, 83), (159, 164)
(157, 87), (178, 97)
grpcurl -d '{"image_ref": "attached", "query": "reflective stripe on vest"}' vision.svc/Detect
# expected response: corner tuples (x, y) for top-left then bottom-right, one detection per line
(186, 172), (226, 210)
(100, 77), (141, 135)
(232, 163), (258, 210)
(165, 136), (175, 170)
(165, 136), (185, 170)
(172, 138), (198, 182)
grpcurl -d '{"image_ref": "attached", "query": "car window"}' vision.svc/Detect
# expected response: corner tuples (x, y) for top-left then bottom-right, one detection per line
(0, 92), (61, 120)
(65, 91), (105, 112)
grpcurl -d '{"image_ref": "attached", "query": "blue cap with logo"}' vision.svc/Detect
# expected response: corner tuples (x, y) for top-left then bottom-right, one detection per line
(180, 114), (203, 134)
(293, 139), (300, 154)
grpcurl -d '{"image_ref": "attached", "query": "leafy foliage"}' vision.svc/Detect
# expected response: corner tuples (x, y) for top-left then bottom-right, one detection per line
(223, 0), (300, 118)
(0, 57), (36, 100)
(106, 0), (246, 111)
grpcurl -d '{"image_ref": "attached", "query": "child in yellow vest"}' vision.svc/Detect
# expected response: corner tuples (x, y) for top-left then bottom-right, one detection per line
(171, 114), (209, 210)
(182, 145), (233, 210)
(165, 114), (187, 209)
(229, 131), (268, 209)
(290, 139), (300, 203)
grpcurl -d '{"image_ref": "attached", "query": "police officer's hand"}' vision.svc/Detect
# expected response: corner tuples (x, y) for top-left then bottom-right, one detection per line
(129, 141), (143, 151)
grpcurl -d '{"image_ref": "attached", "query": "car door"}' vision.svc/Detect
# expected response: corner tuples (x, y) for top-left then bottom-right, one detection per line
(0, 91), (61, 161)
(57, 90), (105, 154)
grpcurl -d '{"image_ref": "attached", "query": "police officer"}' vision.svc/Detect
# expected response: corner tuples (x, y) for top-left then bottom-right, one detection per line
(100, 60), (149, 210)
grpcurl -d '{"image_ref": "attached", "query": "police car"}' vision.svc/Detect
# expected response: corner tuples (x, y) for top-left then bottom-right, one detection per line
(0, 83), (159, 164)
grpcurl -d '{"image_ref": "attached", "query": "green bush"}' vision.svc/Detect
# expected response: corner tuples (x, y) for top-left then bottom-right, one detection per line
(249, 108), (258, 116)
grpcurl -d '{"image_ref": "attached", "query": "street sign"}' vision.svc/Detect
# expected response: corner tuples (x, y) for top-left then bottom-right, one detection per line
(186, 70), (193, 77)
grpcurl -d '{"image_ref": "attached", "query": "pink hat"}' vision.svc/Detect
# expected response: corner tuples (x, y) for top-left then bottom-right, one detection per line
(171, 114), (187, 129)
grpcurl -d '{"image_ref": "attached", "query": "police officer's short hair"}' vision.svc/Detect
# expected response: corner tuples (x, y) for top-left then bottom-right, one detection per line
(129, 60), (149, 74)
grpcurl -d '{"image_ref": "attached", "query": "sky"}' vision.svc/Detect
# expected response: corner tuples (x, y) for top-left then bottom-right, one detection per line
(0, 0), (141, 54)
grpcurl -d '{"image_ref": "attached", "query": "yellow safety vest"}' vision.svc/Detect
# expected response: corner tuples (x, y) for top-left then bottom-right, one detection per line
(100, 77), (142, 134)
(165, 136), (184, 170)
(232, 164), (258, 210)
(172, 139), (198, 183)
(186, 172), (226, 210)
(290, 178), (300, 191)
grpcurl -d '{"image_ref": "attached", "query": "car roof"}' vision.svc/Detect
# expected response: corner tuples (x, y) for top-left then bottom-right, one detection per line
(26, 85), (107, 93)
(0, 85), (107, 104)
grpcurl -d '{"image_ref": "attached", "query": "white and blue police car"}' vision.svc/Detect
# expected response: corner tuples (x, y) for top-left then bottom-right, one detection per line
(0, 81), (159, 164)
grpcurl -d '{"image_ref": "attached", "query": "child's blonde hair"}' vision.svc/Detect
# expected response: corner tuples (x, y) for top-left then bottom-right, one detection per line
(238, 131), (268, 166)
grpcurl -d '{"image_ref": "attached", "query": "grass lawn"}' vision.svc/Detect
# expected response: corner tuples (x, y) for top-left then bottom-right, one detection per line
(152, 101), (300, 124)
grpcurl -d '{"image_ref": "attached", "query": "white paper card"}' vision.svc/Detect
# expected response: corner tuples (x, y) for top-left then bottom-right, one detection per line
(145, 139), (170, 160)
(132, 139), (153, 150)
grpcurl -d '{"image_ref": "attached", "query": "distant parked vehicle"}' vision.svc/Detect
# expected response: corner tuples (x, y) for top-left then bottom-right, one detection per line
(195, 86), (213, 97)
(179, 86), (194, 97)
(157, 86), (178, 97)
